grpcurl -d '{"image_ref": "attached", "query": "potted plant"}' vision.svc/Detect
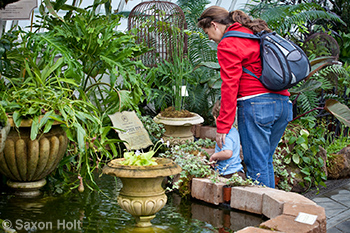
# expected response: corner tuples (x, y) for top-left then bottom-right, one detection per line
(0, 105), (10, 154)
(0, 27), (103, 196)
(0, 0), (157, 194)
(102, 141), (181, 227)
(147, 28), (204, 145)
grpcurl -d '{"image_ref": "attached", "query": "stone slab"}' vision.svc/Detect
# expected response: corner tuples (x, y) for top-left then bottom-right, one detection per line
(283, 203), (326, 231)
(230, 186), (277, 215)
(236, 226), (275, 233)
(262, 189), (316, 219)
(260, 214), (323, 233)
(191, 178), (225, 205)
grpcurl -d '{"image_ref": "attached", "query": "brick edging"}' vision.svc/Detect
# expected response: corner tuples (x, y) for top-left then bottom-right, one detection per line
(191, 178), (326, 233)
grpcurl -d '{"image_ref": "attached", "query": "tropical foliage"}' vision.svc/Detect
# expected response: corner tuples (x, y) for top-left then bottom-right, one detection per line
(35, 2), (151, 115)
(246, 0), (346, 41)
(0, 0), (153, 192)
(0, 0), (349, 195)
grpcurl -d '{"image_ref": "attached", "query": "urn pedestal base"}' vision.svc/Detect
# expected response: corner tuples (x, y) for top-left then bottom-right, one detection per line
(117, 176), (167, 227)
(7, 179), (46, 197)
(102, 158), (181, 228)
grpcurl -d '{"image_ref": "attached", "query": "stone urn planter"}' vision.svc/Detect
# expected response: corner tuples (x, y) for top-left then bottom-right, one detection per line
(0, 118), (68, 197)
(0, 120), (11, 154)
(153, 113), (204, 145)
(102, 158), (181, 227)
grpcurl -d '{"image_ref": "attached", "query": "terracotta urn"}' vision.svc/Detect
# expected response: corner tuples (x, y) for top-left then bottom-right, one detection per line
(153, 113), (204, 145)
(0, 118), (68, 197)
(102, 158), (181, 227)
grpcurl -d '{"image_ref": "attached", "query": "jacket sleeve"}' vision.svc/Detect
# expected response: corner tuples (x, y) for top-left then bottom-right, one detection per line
(216, 40), (242, 134)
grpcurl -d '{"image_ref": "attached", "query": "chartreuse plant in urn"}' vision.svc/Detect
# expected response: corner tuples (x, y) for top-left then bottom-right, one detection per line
(120, 140), (167, 166)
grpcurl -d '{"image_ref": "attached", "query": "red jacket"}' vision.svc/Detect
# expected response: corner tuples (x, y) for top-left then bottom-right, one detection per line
(216, 23), (290, 134)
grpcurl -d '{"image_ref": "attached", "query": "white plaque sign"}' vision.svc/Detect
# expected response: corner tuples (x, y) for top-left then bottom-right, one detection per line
(109, 111), (153, 150)
(0, 0), (38, 20)
(295, 212), (318, 225)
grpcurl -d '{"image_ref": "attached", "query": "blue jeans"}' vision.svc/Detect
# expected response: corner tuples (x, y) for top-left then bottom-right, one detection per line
(237, 93), (293, 188)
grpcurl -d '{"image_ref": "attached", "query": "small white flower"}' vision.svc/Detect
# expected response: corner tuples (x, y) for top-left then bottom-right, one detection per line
(135, 150), (141, 156)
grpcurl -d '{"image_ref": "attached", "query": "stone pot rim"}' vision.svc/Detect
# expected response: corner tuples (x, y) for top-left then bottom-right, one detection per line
(153, 112), (204, 126)
(8, 116), (62, 128)
(102, 158), (181, 178)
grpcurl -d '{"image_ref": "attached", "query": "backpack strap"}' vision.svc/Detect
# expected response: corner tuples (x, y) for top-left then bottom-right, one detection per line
(221, 31), (260, 80)
(242, 67), (259, 79)
(221, 31), (260, 41)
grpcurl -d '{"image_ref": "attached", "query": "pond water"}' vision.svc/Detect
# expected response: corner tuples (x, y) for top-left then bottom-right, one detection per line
(0, 174), (265, 233)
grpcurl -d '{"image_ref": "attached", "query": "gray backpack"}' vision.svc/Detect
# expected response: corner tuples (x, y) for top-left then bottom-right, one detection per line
(221, 31), (311, 91)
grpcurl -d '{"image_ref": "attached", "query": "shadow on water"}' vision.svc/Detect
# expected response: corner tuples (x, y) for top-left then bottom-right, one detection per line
(0, 173), (265, 233)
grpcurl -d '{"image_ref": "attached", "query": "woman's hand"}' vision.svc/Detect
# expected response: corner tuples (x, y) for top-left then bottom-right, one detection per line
(216, 132), (226, 149)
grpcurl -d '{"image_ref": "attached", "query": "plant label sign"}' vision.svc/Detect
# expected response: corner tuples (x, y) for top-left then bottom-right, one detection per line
(295, 212), (317, 225)
(0, 0), (37, 20)
(109, 111), (153, 150)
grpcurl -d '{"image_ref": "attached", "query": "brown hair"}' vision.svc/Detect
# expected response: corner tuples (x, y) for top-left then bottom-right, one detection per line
(197, 6), (272, 34)
(211, 99), (221, 119)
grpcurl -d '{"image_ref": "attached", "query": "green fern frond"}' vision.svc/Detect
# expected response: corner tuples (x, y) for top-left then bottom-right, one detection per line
(297, 91), (319, 117)
(246, 1), (345, 40)
(177, 0), (210, 30)
(276, 10), (346, 34)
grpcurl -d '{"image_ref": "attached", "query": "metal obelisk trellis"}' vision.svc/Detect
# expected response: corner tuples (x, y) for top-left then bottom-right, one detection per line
(128, 0), (187, 68)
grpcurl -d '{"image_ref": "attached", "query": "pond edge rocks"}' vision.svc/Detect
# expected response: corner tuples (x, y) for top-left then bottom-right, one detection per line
(191, 178), (326, 233)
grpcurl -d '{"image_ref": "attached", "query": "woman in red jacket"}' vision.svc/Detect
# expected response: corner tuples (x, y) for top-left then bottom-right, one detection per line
(197, 6), (292, 188)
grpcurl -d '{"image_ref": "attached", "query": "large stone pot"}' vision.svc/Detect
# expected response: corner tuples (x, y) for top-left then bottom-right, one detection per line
(153, 113), (204, 145)
(102, 158), (181, 227)
(0, 121), (11, 153)
(0, 118), (68, 197)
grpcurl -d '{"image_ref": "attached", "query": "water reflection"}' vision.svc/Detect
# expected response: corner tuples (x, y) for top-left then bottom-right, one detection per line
(0, 174), (264, 232)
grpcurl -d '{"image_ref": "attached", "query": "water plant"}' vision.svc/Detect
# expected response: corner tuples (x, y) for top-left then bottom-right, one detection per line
(120, 140), (166, 166)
